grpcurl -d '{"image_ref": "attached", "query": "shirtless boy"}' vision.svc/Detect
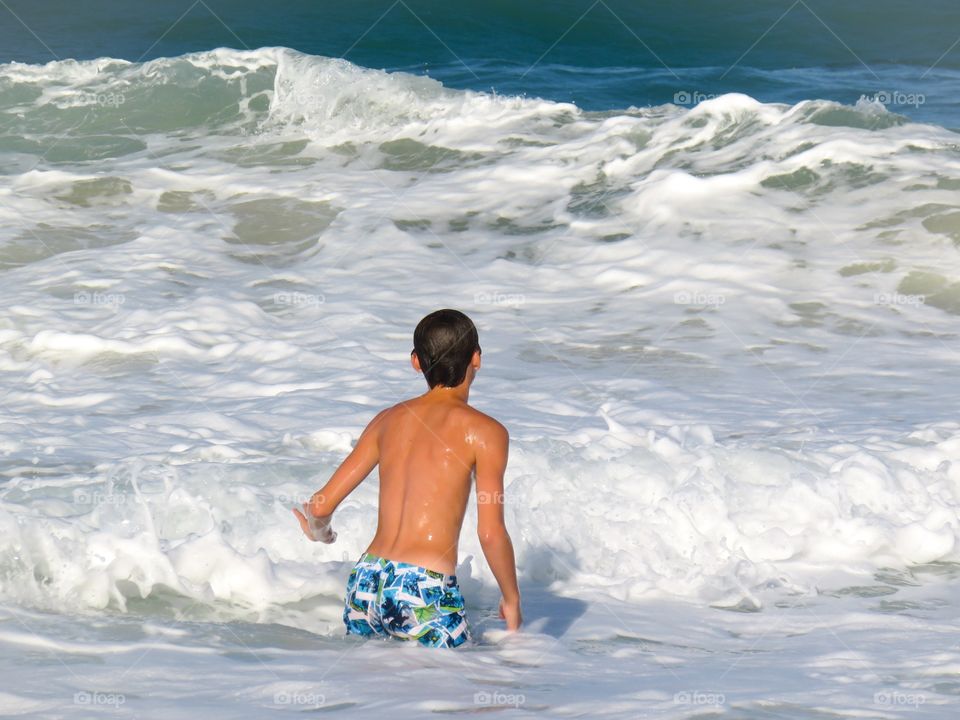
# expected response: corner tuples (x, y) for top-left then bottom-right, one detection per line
(293, 309), (521, 648)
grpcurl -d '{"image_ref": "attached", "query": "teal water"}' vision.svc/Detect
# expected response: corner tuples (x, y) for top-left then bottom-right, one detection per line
(1, 0), (958, 125)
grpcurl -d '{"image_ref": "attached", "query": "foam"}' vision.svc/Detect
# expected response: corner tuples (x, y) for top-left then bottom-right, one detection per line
(0, 47), (957, 619)
(1, 419), (957, 618)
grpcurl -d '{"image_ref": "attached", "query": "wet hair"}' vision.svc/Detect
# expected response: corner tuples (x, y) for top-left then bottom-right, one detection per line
(412, 309), (481, 388)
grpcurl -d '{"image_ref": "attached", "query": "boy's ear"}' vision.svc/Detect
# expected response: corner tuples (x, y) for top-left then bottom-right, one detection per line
(472, 349), (481, 369)
(411, 350), (422, 372)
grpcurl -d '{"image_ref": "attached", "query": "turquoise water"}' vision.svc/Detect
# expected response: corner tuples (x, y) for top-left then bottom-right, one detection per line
(1, 0), (958, 125)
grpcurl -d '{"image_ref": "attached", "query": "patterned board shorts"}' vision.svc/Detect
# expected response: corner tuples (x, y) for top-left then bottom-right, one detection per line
(343, 552), (470, 648)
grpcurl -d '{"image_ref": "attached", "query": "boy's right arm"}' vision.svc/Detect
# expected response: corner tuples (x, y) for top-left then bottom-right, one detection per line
(293, 408), (388, 543)
(474, 418), (521, 631)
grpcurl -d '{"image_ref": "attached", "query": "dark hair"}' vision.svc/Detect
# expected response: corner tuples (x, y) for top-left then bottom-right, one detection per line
(412, 309), (481, 388)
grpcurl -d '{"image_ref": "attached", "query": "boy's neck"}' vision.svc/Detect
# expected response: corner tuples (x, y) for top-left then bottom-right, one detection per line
(423, 383), (470, 403)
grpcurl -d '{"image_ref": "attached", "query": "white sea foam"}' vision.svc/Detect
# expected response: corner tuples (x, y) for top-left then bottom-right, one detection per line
(0, 48), (958, 718)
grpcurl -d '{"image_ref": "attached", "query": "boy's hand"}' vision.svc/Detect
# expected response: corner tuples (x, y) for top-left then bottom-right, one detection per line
(292, 503), (337, 543)
(498, 596), (522, 631)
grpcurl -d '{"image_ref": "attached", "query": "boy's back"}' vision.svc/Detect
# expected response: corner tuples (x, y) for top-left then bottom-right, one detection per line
(370, 394), (503, 575)
(293, 309), (521, 648)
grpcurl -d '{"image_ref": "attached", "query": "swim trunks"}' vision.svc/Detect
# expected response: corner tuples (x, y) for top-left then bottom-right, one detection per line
(342, 552), (470, 648)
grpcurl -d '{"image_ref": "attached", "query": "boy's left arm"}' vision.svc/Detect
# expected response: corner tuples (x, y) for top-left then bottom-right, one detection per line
(292, 409), (387, 543)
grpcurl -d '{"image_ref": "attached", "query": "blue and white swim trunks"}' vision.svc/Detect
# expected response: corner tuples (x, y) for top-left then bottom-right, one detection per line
(343, 552), (470, 648)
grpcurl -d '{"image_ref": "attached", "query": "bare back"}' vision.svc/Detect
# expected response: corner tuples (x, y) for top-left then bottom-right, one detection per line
(365, 394), (489, 574)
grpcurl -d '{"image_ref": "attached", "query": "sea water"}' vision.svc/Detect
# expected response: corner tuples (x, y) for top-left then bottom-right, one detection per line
(1, 4), (960, 719)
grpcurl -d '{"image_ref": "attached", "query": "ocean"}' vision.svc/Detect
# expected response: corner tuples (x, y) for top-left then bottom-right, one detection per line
(1, 1), (959, 718)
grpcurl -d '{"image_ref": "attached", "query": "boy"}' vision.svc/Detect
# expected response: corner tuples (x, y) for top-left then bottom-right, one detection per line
(293, 309), (521, 648)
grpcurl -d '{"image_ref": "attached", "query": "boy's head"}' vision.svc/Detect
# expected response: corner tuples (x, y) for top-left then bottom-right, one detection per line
(411, 309), (481, 389)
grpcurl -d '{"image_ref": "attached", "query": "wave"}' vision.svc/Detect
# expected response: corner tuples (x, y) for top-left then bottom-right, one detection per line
(1, 420), (958, 620)
(3, 50), (957, 293)
(0, 47), (945, 141)
(1, 48), (959, 623)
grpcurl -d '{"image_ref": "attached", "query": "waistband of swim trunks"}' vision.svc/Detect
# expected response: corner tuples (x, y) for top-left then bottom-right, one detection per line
(360, 552), (456, 583)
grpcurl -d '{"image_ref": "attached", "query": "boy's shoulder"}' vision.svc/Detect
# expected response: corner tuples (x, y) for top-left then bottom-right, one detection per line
(456, 405), (509, 447)
(379, 399), (507, 438)
(463, 405), (508, 438)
